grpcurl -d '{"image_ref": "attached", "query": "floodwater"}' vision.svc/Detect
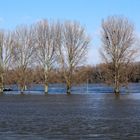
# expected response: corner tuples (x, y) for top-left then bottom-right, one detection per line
(0, 84), (140, 139)
(5, 83), (140, 94)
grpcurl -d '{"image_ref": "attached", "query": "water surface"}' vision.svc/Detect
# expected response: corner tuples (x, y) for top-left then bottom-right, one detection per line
(0, 92), (140, 139)
(5, 83), (140, 95)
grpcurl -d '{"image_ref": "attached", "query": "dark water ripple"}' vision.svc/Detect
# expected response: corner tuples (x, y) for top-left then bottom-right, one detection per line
(0, 93), (140, 139)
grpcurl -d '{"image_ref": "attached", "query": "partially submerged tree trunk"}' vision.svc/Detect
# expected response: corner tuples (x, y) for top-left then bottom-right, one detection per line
(0, 73), (3, 95)
(21, 84), (27, 94)
(114, 64), (120, 95)
(114, 82), (120, 94)
(20, 86), (24, 95)
(66, 68), (72, 95)
(44, 84), (48, 95)
(44, 70), (49, 95)
(66, 84), (71, 95)
(66, 78), (72, 95)
(114, 81), (120, 95)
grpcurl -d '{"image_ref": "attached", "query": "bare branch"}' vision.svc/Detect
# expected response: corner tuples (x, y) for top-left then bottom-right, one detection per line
(101, 16), (137, 94)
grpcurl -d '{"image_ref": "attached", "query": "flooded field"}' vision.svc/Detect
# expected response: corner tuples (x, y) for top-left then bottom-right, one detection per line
(0, 92), (140, 139)
(5, 83), (140, 95)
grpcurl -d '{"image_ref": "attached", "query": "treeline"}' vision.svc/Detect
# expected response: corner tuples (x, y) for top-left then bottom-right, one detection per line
(4, 61), (140, 85)
(0, 16), (140, 95)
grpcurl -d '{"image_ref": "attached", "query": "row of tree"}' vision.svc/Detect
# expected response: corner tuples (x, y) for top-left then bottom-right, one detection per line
(0, 16), (139, 95)
(0, 20), (89, 95)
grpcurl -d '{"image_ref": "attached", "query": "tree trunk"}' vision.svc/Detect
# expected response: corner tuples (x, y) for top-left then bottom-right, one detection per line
(45, 83), (48, 95)
(0, 73), (3, 95)
(66, 76), (72, 95)
(44, 71), (49, 95)
(114, 63), (120, 95)
(114, 85), (120, 96)
(114, 74), (120, 95)
(66, 68), (73, 95)
(20, 85), (27, 95)
(66, 83), (71, 95)
(20, 86), (24, 95)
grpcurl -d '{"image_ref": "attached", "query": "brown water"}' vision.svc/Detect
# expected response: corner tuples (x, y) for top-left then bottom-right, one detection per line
(0, 94), (140, 139)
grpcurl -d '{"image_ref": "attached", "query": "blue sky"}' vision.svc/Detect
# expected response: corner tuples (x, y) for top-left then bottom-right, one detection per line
(0, 0), (140, 64)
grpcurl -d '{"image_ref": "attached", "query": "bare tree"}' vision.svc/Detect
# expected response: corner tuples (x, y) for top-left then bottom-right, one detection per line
(34, 20), (59, 94)
(58, 21), (90, 94)
(0, 31), (14, 94)
(100, 16), (137, 95)
(12, 25), (35, 94)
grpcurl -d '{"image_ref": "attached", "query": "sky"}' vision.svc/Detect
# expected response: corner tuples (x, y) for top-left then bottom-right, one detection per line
(0, 0), (140, 65)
